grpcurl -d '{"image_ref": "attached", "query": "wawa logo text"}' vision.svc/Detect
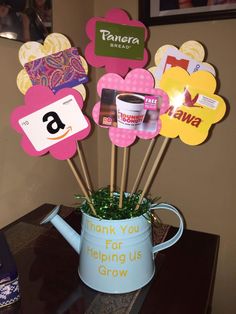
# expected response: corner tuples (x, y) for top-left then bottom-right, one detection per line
(165, 88), (205, 128)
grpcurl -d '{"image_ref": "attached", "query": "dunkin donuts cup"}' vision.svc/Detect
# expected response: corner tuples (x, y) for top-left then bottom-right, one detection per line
(116, 93), (146, 130)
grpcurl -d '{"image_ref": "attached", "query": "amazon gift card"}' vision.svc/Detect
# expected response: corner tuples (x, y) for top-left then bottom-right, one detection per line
(19, 94), (88, 151)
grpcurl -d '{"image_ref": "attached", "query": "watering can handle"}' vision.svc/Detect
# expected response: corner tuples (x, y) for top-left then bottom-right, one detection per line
(150, 202), (184, 254)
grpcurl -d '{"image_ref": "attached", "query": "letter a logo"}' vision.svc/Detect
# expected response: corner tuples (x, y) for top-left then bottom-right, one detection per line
(42, 111), (66, 134)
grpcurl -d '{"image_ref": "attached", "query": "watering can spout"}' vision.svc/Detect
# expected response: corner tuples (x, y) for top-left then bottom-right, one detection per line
(40, 205), (81, 254)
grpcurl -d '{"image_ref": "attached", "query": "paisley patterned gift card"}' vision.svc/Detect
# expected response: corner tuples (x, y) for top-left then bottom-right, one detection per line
(24, 47), (88, 93)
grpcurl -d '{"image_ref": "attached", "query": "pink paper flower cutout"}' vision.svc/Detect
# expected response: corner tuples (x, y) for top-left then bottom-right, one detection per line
(92, 68), (169, 147)
(10, 86), (91, 160)
(85, 8), (149, 76)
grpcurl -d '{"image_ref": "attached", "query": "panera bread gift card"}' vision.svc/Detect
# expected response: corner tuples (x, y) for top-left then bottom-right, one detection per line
(95, 21), (145, 60)
(85, 8), (148, 76)
(99, 89), (161, 133)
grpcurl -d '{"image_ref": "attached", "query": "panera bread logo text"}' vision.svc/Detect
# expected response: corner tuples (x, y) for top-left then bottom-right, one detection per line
(95, 21), (144, 60)
(99, 29), (140, 45)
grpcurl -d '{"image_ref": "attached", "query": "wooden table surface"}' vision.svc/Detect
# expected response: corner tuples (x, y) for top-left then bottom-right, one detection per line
(2, 204), (219, 314)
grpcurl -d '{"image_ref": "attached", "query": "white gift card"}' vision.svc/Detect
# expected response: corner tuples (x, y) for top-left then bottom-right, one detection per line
(19, 95), (88, 151)
(154, 47), (215, 81)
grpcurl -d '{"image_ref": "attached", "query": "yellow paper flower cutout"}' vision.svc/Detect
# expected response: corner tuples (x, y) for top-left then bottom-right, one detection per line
(17, 69), (33, 95)
(179, 40), (205, 61)
(148, 40), (215, 88)
(159, 67), (226, 145)
(154, 44), (177, 66)
(18, 33), (71, 66)
(16, 33), (87, 100)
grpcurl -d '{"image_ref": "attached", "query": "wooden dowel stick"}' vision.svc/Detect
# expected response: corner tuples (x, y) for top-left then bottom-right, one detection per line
(135, 137), (170, 210)
(119, 147), (129, 208)
(110, 144), (116, 196)
(77, 142), (92, 194)
(67, 159), (96, 215)
(131, 138), (156, 195)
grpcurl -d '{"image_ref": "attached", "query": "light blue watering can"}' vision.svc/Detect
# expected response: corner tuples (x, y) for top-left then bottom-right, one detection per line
(41, 202), (184, 293)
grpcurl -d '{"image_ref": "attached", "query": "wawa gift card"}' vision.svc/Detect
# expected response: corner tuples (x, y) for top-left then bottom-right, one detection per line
(17, 33), (88, 99)
(159, 67), (226, 145)
(10, 86), (91, 160)
(149, 40), (215, 88)
(85, 8), (148, 76)
(92, 68), (169, 147)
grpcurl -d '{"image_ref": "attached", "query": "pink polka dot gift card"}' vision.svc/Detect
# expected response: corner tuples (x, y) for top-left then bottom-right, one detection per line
(92, 68), (169, 147)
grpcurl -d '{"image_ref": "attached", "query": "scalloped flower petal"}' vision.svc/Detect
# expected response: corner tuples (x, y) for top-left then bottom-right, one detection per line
(85, 8), (149, 77)
(159, 67), (226, 145)
(10, 86), (91, 160)
(92, 68), (169, 147)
